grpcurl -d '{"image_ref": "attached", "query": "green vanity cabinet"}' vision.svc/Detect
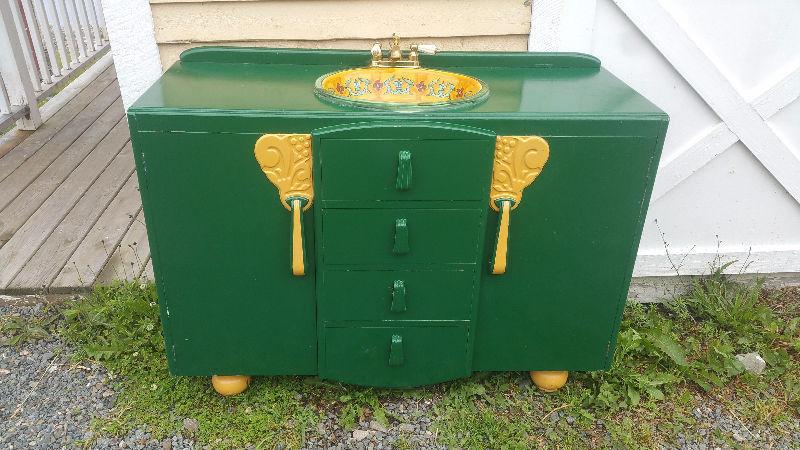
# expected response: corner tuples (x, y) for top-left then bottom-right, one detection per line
(128, 46), (668, 393)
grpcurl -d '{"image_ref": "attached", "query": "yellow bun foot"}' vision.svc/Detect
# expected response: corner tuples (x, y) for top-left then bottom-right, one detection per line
(530, 371), (568, 392)
(211, 375), (251, 396)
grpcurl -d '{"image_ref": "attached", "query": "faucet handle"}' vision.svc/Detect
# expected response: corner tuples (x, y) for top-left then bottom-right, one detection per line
(416, 44), (437, 55)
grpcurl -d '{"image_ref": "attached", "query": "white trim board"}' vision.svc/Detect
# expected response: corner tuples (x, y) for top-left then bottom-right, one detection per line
(633, 249), (800, 278)
(629, 271), (800, 302)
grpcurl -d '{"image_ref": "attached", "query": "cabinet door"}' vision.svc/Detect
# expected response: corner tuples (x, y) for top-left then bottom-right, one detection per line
(473, 135), (662, 372)
(131, 130), (317, 375)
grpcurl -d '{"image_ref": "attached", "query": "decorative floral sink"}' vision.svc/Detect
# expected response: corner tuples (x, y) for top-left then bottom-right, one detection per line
(315, 67), (489, 111)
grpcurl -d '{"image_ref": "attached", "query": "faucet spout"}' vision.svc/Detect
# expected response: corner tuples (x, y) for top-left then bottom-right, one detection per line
(389, 33), (402, 61)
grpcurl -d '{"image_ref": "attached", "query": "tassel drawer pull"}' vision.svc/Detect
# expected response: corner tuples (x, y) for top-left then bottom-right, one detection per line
(396, 150), (412, 191)
(389, 334), (404, 366)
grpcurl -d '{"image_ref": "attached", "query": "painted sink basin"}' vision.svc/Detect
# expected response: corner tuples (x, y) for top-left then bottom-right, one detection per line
(315, 67), (489, 111)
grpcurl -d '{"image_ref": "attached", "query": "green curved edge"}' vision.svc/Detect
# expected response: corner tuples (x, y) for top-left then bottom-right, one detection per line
(179, 46), (602, 70)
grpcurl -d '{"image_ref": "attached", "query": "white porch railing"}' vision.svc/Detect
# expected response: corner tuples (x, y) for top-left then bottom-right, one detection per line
(0, 0), (108, 131)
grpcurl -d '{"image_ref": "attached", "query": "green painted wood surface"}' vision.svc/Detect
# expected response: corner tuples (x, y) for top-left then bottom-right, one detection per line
(319, 139), (491, 201)
(322, 208), (485, 265)
(130, 129), (317, 375)
(321, 322), (470, 388)
(319, 269), (476, 321)
(131, 51), (660, 120)
(473, 135), (662, 371)
(179, 47), (602, 69)
(128, 47), (668, 384)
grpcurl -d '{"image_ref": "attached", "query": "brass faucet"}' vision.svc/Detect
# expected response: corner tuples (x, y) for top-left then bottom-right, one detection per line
(370, 33), (437, 68)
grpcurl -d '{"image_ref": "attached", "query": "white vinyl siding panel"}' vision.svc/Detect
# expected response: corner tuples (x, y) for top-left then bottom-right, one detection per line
(148, 0), (531, 66)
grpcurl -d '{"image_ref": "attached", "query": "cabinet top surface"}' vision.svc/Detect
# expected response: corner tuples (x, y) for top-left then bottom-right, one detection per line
(129, 47), (666, 119)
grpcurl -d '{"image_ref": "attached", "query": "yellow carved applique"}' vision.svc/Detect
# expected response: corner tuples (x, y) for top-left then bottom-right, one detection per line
(254, 134), (313, 211)
(254, 133), (313, 276)
(490, 136), (550, 211)
(489, 135), (550, 275)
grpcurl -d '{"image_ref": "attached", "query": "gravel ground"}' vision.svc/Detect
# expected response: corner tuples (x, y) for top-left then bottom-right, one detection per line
(305, 399), (442, 449)
(1, 299), (440, 450)
(671, 402), (800, 449)
(2, 298), (799, 449)
(0, 301), (115, 449)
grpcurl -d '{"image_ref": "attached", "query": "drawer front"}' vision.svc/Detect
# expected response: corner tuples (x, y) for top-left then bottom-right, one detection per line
(318, 139), (493, 201)
(319, 269), (475, 321)
(321, 323), (470, 387)
(322, 208), (484, 265)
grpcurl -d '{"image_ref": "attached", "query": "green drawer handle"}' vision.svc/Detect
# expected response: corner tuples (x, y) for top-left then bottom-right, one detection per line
(389, 334), (404, 366)
(393, 218), (409, 254)
(391, 280), (407, 312)
(396, 150), (412, 191)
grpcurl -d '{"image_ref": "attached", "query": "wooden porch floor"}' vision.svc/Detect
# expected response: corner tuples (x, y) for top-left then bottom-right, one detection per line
(0, 65), (152, 294)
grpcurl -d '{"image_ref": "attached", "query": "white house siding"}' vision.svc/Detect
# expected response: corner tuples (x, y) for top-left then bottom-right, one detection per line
(103, 0), (531, 107)
(150, 0), (531, 67)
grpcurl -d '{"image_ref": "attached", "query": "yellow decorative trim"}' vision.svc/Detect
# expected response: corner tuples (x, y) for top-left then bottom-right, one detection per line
(491, 201), (511, 275)
(254, 133), (313, 211)
(254, 134), (312, 277)
(290, 198), (305, 276)
(489, 136), (549, 275)
(489, 136), (550, 212)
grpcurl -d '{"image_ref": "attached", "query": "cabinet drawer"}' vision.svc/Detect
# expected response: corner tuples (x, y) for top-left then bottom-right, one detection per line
(322, 208), (484, 265)
(321, 323), (470, 387)
(319, 269), (475, 321)
(318, 139), (493, 201)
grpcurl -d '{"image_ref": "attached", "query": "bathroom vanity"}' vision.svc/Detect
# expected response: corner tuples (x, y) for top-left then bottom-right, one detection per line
(128, 42), (667, 395)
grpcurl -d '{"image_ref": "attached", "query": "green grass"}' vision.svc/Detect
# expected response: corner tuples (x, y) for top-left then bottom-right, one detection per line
(4, 268), (796, 448)
(56, 282), (405, 447)
(56, 282), (314, 447)
(0, 305), (57, 345)
(428, 268), (800, 448)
